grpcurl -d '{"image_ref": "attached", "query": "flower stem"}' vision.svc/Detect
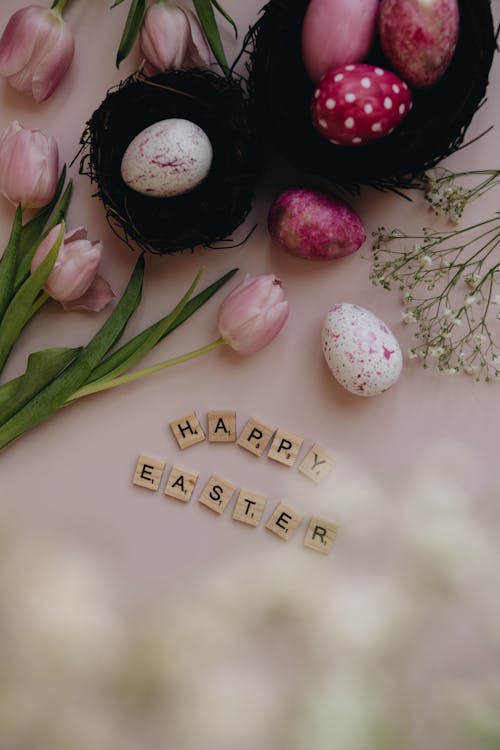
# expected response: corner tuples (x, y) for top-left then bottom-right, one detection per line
(67, 337), (225, 402)
(50, 0), (71, 15)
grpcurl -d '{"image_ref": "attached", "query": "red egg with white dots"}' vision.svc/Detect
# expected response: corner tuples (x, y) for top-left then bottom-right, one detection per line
(311, 63), (413, 146)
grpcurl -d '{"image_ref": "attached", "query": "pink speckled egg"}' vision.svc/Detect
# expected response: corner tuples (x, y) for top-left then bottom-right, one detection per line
(322, 303), (402, 396)
(268, 189), (365, 260)
(311, 64), (412, 146)
(378, 0), (460, 88)
(301, 0), (379, 83)
(121, 118), (213, 197)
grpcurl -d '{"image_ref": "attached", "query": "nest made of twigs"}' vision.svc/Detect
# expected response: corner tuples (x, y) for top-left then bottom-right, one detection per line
(247, 0), (496, 190)
(80, 69), (261, 254)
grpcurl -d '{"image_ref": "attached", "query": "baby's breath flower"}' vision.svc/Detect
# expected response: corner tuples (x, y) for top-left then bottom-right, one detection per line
(370, 170), (500, 381)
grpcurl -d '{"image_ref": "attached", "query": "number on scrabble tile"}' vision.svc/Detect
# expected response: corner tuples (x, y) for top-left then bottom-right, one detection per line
(303, 516), (338, 555)
(265, 502), (303, 541)
(169, 412), (206, 450)
(237, 417), (275, 457)
(164, 466), (198, 502)
(232, 488), (267, 528)
(132, 454), (165, 491)
(298, 443), (336, 484)
(267, 428), (303, 468)
(198, 474), (236, 514)
(207, 410), (237, 442)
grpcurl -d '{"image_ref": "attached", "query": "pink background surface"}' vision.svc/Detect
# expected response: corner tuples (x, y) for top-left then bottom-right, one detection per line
(0, 0), (499, 595)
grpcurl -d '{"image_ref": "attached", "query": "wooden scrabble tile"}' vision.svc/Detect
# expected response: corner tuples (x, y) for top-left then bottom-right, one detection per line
(132, 454), (165, 491)
(207, 410), (237, 443)
(298, 444), (336, 484)
(164, 466), (198, 503)
(169, 412), (205, 450)
(198, 474), (236, 514)
(267, 428), (304, 468)
(232, 489), (267, 528)
(265, 502), (303, 541)
(237, 417), (275, 457)
(304, 516), (338, 555)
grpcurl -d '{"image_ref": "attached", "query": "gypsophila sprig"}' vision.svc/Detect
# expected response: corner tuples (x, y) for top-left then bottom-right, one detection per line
(421, 168), (500, 223)
(371, 216), (500, 381)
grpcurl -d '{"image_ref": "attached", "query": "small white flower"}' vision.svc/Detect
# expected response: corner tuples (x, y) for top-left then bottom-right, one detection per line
(407, 348), (418, 360)
(401, 311), (416, 324)
(444, 308), (454, 318)
(465, 295), (476, 306)
(419, 255), (433, 268)
(474, 333), (486, 346)
(446, 367), (458, 375)
(428, 346), (444, 358)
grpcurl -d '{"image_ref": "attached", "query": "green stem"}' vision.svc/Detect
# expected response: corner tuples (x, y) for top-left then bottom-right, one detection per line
(50, 0), (71, 14)
(67, 336), (225, 402)
(26, 291), (50, 323)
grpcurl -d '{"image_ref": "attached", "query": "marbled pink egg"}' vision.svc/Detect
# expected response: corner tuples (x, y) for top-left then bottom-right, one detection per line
(268, 188), (365, 260)
(378, 0), (460, 88)
(322, 303), (402, 396)
(311, 64), (412, 146)
(301, 0), (379, 83)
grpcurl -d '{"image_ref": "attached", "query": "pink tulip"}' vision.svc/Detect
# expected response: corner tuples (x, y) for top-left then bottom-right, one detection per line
(139, 2), (211, 76)
(0, 5), (74, 102)
(0, 120), (59, 208)
(31, 224), (115, 312)
(217, 274), (289, 355)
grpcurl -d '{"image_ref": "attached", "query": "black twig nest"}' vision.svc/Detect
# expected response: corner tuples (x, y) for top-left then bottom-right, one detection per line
(247, 0), (496, 190)
(80, 69), (261, 254)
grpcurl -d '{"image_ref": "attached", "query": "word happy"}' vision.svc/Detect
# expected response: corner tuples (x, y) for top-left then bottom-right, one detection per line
(132, 411), (338, 555)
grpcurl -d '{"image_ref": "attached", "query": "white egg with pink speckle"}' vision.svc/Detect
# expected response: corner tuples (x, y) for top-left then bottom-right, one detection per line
(322, 303), (402, 396)
(121, 118), (213, 198)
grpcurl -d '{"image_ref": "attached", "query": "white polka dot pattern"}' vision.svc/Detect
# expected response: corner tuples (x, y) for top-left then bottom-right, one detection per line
(311, 63), (412, 146)
(321, 303), (403, 397)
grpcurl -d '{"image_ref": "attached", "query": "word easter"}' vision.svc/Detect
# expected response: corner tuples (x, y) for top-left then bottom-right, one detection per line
(168, 411), (336, 484)
(133, 455), (338, 555)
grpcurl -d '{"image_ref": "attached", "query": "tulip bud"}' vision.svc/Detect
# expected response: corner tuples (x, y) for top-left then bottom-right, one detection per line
(31, 224), (115, 312)
(0, 120), (59, 208)
(0, 5), (75, 102)
(139, 2), (211, 76)
(217, 274), (289, 355)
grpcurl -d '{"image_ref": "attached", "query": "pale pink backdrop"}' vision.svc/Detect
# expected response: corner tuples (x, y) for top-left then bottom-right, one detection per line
(0, 0), (498, 594)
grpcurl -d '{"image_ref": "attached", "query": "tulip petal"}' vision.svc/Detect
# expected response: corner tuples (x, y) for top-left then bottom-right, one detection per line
(0, 7), (40, 78)
(62, 275), (116, 312)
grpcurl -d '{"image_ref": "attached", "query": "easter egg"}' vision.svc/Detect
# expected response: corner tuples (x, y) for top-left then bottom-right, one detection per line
(301, 0), (379, 83)
(322, 303), (402, 396)
(268, 188), (365, 260)
(120, 118), (213, 198)
(311, 64), (412, 146)
(378, 0), (460, 88)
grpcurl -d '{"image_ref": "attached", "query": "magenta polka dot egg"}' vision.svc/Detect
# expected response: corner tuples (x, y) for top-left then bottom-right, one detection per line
(311, 63), (412, 146)
(322, 303), (402, 396)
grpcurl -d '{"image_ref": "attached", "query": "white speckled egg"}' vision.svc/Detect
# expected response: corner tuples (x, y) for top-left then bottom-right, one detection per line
(120, 118), (213, 198)
(322, 303), (402, 396)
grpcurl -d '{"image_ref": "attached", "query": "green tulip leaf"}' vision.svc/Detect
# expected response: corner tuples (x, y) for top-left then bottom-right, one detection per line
(85, 267), (237, 386)
(0, 255), (145, 452)
(0, 224), (65, 376)
(0, 205), (22, 322)
(192, 0), (230, 75)
(14, 179), (73, 292)
(0, 347), (80, 426)
(116, 0), (146, 68)
(210, 0), (237, 38)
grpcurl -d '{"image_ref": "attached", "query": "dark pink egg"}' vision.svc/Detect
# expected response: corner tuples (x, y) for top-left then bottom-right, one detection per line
(311, 63), (412, 146)
(378, 0), (460, 89)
